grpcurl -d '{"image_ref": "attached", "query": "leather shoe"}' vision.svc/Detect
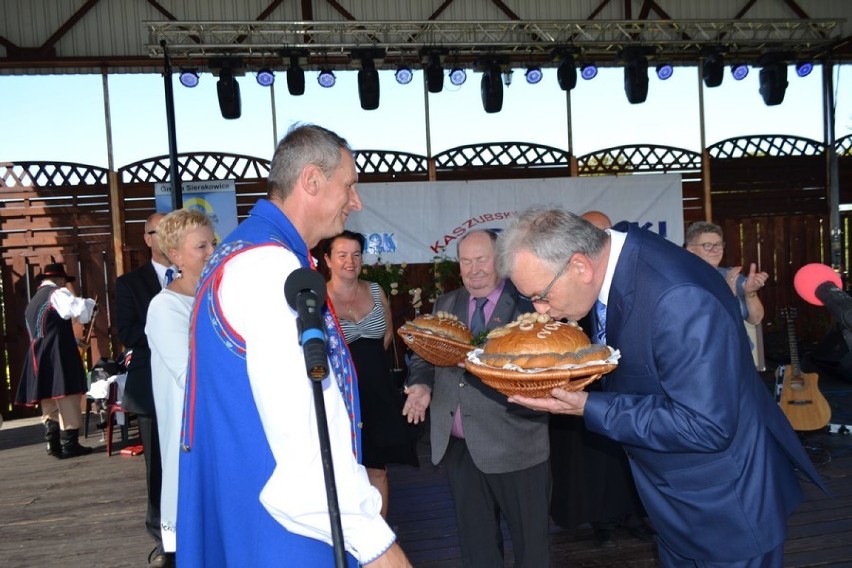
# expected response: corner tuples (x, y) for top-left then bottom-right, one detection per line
(148, 547), (175, 568)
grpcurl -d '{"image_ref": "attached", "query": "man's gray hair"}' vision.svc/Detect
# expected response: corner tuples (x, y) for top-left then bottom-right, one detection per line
(496, 207), (608, 278)
(684, 221), (723, 246)
(267, 123), (352, 200)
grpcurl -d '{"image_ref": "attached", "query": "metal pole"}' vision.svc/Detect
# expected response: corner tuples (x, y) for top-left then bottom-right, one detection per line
(822, 60), (842, 274)
(161, 40), (183, 210)
(697, 64), (712, 222)
(270, 82), (279, 148)
(424, 73), (435, 181)
(101, 70), (125, 278)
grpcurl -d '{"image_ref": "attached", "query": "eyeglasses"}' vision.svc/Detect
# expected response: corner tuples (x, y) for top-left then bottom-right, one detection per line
(692, 242), (725, 252)
(526, 262), (568, 305)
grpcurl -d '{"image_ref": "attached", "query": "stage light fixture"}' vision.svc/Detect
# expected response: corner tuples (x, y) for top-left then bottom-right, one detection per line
(759, 62), (788, 106)
(395, 66), (413, 85)
(449, 67), (467, 86)
(358, 57), (380, 110)
(179, 69), (199, 88)
(426, 54), (444, 93)
(286, 56), (305, 96)
(702, 50), (724, 88)
(525, 67), (543, 84)
(622, 49), (649, 104)
(731, 63), (749, 81)
(655, 63), (673, 80)
(580, 63), (598, 80)
(480, 64), (503, 113)
(256, 68), (275, 87)
(317, 69), (336, 88)
(216, 67), (241, 119)
(795, 61), (813, 77)
(502, 70), (513, 87)
(557, 55), (577, 91)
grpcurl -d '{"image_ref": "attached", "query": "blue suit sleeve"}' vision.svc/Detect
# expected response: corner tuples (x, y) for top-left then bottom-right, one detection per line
(584, 285), (744, 454)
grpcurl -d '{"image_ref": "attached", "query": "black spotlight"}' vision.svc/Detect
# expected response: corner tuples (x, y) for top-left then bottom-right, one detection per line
(217, 67), (241, 119)
(481, 64), (503, 113)
(286, 55), (305, 96)
(426, 54), (443, 93)
(702, 50), (724, 88)
(759, 62), (788, 106)
(358, 58), (380, 110)
(622, 49), (649, 104)
(557, 54), (577, 91)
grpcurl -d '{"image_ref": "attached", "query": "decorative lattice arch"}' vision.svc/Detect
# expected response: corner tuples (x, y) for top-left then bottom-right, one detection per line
(433, 143), (570, 169)
(353, 150), (428, 175)
(708, 135), (824, 159)
(837, 134), (852, 157)
(0, 162), (109, 188)
(577, 145), (701, 175)
(119, 153), (271, 184)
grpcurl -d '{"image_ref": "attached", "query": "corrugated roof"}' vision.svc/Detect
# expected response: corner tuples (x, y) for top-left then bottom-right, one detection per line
(0, 0), (849, 75)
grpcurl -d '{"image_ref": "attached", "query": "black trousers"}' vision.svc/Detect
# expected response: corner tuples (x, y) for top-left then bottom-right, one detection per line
(137, 413), (163, 546)
(443, 436), (551, 568)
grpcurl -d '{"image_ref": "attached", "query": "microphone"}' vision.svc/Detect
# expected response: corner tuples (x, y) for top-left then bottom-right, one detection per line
(793, 263), (852, 330)
(284, 268), (329, 380)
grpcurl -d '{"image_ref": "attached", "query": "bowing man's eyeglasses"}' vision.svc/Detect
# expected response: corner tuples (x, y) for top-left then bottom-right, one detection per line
(692, 242), (725, 252)
(525, 262), (569, 305)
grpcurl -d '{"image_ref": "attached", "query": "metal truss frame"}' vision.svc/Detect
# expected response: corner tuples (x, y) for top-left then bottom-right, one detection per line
(146, 19), (846, 68)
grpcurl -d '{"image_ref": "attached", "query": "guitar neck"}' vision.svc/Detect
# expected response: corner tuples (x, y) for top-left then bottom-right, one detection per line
(785, 317), (801, 376)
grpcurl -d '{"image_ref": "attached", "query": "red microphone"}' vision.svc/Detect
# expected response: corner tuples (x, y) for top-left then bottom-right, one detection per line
(793, 263), (852, 330)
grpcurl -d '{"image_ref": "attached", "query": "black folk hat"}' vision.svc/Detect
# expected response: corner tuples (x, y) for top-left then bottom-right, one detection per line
(37, 263), (76, 283)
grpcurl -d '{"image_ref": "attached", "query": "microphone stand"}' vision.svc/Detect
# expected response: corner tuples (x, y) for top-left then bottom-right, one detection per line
(308, 375), (347, 568)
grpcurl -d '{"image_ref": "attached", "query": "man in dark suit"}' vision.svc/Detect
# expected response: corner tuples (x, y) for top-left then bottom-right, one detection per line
(549, 211), (651, 548)
(499, 208), (825, 567)
(115, 212), (174, 568)
(403, 230), (550, 567)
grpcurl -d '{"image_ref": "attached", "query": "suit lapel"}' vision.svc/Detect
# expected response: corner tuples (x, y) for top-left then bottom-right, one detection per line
(490, 282), (520, 329)
(141, 262), (162, 300)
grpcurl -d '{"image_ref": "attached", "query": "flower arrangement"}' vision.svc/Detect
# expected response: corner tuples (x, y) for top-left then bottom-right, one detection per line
(361, 257), (407, 297)
(423, 254), (459, 303)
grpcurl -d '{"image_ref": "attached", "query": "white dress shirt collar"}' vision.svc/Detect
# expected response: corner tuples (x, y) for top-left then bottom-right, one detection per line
(599, 229), (627, 304)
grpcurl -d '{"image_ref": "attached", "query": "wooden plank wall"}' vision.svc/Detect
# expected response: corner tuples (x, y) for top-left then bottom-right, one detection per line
(2, 147), (850, 420)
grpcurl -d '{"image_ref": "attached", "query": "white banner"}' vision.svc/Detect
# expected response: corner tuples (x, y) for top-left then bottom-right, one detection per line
(347, 174), (683, 264)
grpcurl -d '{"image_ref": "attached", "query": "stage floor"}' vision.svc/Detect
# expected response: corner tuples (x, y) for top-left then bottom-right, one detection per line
(0, 370), (849, 567)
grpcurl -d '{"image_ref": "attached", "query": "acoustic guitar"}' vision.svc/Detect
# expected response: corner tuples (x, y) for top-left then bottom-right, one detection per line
(778, 308), (831, 431)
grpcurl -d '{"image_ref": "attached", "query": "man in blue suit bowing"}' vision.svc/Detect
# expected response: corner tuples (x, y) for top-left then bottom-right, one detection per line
(497, 207), (825, 567)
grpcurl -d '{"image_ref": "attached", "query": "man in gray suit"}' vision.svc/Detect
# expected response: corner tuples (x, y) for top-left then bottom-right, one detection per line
(403, 229), (550, 567)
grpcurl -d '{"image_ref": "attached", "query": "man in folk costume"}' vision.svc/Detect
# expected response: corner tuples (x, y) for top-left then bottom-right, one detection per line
(16, 262), (96, 459)
(177, 124), (410, 567)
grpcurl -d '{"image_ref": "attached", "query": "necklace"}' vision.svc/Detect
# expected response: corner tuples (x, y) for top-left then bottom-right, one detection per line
(331, 282), (360, 319)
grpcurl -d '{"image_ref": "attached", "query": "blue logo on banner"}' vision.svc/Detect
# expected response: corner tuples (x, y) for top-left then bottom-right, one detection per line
(366, 233), (397, 255)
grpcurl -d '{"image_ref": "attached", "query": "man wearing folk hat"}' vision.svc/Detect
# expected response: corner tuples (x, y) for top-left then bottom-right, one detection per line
(15, 262), (96, 458)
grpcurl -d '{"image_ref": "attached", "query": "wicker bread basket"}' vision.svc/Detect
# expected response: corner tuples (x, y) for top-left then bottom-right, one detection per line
(397, 326), (474, 367)
(464, 360), (617, 398)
